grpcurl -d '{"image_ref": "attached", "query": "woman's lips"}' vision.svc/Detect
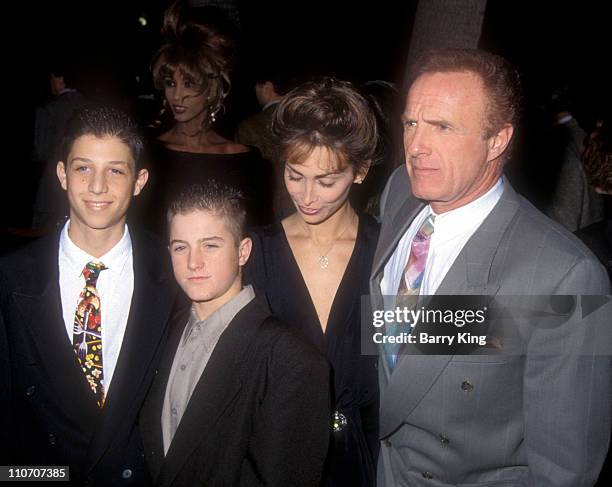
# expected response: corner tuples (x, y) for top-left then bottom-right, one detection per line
(173, 105), (187, 114)
(298, 206), (320, 215)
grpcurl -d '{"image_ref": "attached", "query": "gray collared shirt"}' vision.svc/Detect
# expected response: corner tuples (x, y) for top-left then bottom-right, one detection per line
(161, 285), (255, 454)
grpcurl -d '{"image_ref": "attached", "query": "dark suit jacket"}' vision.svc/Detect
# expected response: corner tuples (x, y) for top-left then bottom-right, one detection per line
(0, 228), (178, 486)
(140, 296), (331, 487)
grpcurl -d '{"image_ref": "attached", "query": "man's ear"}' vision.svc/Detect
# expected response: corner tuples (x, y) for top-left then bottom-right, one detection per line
(238, 237), (253, 266)
(133, 168), (149, 196)
(56, 161), (68, 190)
(354, 160), (372, 184)
(487, 124), (514, 163)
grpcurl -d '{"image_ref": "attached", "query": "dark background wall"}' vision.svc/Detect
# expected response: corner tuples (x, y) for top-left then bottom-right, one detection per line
(1, 0), (609, 228)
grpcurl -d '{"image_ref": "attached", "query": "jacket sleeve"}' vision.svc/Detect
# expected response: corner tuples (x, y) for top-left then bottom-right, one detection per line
(0, 273), (13, 463)
(524, 256), (611, 486)
(240, 330), (331, 487)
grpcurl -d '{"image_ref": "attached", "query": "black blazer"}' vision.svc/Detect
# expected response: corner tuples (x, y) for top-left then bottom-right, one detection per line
(140, 296), (331, 487)
(0, 229), (178, 486)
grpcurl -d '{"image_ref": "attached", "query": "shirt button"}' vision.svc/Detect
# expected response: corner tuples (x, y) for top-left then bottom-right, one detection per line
(461, 380), (474, 392)
(121, 468), (133, 479)
(180, 364), (186, 371)
(422, 471), (434, 480)
(382, 439), (392, 447)
(439, 434), (450, 445)
(171, 408), (177, 415)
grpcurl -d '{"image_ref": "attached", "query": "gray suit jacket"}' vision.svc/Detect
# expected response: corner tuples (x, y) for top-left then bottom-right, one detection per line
(371, 166), (611, 487)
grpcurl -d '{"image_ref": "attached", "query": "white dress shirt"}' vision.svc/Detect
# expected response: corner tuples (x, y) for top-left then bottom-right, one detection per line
(59, 221), (134, 394)
(381, 178), (504, 297)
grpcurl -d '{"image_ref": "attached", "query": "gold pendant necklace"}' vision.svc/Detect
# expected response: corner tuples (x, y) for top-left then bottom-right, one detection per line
(311, 215), (356, 269)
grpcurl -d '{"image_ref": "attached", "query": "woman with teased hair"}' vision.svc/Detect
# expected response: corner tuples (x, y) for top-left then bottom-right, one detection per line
(142, 0), (272, 233)
(246, 77), (380, 487)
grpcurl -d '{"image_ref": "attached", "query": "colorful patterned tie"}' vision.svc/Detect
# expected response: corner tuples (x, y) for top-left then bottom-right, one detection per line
(73, 261), (107, 407)
(385, 214), (435, 369)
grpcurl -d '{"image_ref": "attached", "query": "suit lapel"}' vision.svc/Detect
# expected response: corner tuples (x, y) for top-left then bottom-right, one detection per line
(11, 234), (100, 435)
(157, 298), (270, 487)
(379, 180), (521, 438)
(370, 196), (425, 303)
(435, 180), (519, 296)
(86, 230), (177, 471)
(140, 305), (190, 482)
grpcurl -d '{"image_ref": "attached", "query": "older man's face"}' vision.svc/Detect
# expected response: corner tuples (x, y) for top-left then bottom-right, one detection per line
(402, 71), (509, 213)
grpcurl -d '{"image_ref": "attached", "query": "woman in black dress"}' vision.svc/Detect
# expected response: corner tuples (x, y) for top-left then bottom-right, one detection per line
(246, 77), (380, 487)
(140, 1), (272, 233)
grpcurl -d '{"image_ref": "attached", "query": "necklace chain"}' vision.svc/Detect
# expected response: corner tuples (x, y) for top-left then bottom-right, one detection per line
(310, 214), (356, 269)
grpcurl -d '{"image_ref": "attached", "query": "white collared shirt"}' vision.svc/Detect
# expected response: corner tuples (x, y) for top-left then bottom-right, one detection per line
(59, 221), (134, 393)
(381, 178), (504, 297)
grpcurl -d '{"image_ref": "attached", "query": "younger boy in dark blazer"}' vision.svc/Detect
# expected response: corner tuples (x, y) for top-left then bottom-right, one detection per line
(140, 181), (331, 487)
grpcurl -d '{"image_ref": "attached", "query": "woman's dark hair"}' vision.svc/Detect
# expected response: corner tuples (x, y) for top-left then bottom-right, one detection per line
(151, 1), (237, 130)
(272, 77), (378, 173)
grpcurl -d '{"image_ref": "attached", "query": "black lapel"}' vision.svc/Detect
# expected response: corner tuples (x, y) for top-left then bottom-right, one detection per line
(157, 297), (271, 487)
(86, 230), (177, 471)
(139, 305), (190, 483)
(11, 233), (101, 434)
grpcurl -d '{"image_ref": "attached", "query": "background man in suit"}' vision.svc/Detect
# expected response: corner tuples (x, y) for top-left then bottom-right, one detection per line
(371, 49), (611, 486)
(236, 68), (302, 219)
(0, 106), (178, 485)
(32, 61), (88, 230)
(140, 181), (331, 487)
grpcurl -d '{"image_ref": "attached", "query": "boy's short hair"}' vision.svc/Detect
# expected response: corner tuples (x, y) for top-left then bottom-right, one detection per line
(167, 181), (247, 244)
(61, 106), (144, 169)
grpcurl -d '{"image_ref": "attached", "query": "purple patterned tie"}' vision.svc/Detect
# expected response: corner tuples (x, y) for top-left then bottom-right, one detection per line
(385, 214), (435, 369)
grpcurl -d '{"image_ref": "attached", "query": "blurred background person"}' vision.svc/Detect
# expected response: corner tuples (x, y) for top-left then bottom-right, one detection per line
(575, 118), (612, 278)
(31, 60), (87, 230)
(246, 77), (380, 487)
(141, 0), (273, 234)
(541, 86), (604, 231)
(236, 65), (304, 219)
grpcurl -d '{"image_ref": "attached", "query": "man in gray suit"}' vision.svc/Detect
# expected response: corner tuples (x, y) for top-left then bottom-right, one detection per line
(371, 49), (611, 486)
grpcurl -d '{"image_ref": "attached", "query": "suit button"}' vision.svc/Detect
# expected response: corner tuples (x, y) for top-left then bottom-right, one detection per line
(25, 385), (36, 397)
(48, 433), (56, 446)
(382, 439), (392, 447)
(422, 471), (434, 480)
(461, 380), (474, 392)
(121, 468), (133, 479)
(439, 434), (450, 445)
(154, 369), (159, 375)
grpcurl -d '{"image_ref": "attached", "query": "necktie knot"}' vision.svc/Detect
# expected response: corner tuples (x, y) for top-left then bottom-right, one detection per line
(83, 261), (107, 286)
